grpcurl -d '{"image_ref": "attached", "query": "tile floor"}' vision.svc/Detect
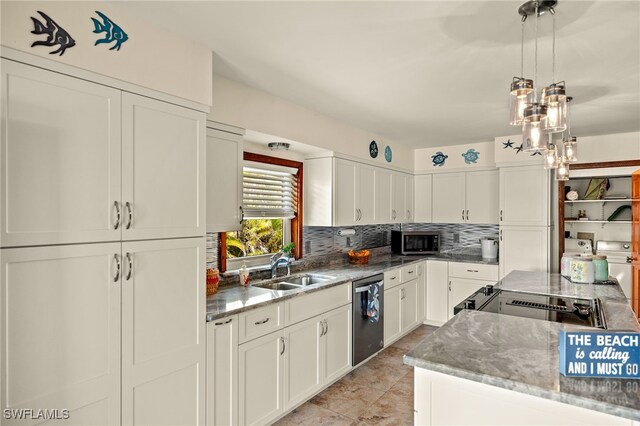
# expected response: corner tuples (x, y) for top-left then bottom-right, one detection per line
(275, 325), (438, 426)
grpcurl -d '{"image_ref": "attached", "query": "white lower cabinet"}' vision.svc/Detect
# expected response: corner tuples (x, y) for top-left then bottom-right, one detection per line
(447, 278), (493, 319)
(283, 304), (352, 411)
(447, 262), (499, 319)
(384, 278), (421, 346)
(239, 330), (285, 426)
(207, 315), (238, 426)
(426, 261), (449, 326)
(417, 261), (426, 323)
(1, 237), (205, 426)
(238, 298), (351, 425)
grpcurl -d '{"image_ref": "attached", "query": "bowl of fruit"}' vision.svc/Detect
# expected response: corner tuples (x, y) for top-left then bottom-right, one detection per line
(348, 249), (370, 265)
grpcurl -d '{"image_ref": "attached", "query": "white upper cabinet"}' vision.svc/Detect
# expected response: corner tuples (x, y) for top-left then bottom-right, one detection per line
(500, 165), (549, 226)
(0, 61), (206, 247)
(414, 175), (433, 223)
(1, 59), (122, 247)
(334, 159), (357, 225)
(357, 164), (376, 224)
(432, 170), (499, 224)
(466, 170), (499, 224)
(432, 173), (466, 223)
(304, 157), (405, 226)
(375, 168), (393, 223)
(499, 225), (549, 278)
(405, 174), (415, 222)
(122, 93), (205, 241)
(334, 159), (376, 226)
(206, 126), (244, 232)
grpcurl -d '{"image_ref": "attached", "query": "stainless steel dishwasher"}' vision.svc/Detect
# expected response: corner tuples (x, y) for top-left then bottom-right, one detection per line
(352, 274), (384, 366)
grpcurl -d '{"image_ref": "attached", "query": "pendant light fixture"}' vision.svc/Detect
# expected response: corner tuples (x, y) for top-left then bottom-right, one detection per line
(508, 0), (578, 170)
(562, 97), (578, 162)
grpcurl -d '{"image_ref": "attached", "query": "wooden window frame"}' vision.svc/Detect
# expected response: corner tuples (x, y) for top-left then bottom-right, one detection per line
(219, 152), (303, 272)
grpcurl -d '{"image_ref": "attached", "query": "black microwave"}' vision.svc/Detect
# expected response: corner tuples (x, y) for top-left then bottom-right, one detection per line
(391, 230), (439, 255)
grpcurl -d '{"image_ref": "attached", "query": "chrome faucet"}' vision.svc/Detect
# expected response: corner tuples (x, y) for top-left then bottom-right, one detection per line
(270, 251), (292, 278)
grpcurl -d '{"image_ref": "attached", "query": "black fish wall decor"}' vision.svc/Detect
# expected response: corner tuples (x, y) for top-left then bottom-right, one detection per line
(92, 11), (128, 51)
(30, 11), (76, 56)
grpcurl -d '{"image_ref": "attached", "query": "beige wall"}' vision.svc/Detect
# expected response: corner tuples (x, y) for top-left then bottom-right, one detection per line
(210, 74), (413, 170)
(1, 1), (212, 106)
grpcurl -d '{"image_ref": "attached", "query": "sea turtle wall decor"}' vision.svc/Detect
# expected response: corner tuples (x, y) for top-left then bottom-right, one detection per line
(462, 148), (479, 164)
(431, 151), (448, 167)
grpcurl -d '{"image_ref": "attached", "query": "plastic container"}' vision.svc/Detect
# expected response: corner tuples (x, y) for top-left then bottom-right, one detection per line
(592, 255), (609, 282)
(560, 254), (576, 278)
(239, 262), (250, 287)
(570, 256), (595, 284)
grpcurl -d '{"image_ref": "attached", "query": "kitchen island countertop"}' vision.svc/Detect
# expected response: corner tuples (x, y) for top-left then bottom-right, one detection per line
(404, 271), (640, 422)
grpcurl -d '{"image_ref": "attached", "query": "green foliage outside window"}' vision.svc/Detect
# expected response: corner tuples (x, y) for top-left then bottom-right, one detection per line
(226, 219), (284, 258)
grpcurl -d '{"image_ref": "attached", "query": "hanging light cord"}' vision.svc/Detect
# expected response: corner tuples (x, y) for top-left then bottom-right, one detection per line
(552, 12), (556, 84)
(520, 20), (525, 78)
(534, 3), (539, 102)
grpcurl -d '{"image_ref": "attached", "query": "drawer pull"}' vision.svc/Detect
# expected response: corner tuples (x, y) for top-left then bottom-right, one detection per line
(407, 270), (414, 275)
(390, 276), (397, 280)
(255, 318), (270, 325)
(214, 318), (233, 326)
(467, 269), (479, 273)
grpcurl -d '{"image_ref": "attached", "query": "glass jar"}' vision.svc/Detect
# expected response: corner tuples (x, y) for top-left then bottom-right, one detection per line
(561, 254), (575, 278)
(592, 255), (609, 282)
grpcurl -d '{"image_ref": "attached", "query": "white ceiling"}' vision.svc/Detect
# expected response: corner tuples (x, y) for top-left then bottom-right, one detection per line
(118, 1), (640, 149)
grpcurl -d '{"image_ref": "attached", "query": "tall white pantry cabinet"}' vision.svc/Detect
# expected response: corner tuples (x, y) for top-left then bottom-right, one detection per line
(1, 59), (206, 425)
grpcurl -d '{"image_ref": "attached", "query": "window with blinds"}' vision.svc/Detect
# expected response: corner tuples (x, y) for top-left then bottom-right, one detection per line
(242, 163), (298, 219)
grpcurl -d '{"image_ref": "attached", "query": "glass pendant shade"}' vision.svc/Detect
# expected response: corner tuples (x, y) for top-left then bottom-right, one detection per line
(563, 136), (578, 162)
(543, 84), (567, 132)
(510, 78), (534, 125)
(556, 158), (570, 181)
(543, 143), (559, 169)
(522, 120), (548, 153)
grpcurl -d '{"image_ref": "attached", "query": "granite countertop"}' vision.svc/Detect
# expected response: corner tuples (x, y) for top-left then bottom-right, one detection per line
(206, 252), (498, 322)
(404, 270), (640, 422)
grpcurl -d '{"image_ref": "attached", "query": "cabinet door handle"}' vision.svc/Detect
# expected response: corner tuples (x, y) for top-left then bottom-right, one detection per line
(113, 201), (121, 230)
(407, 270), (414, 275)
(320, 321), (325, 337)
(500, 229), (503, 241)
(255, 318), (270, 325)
(125, 252), (133, 280)
(401, 288), (405, 299)
(125, 202), (133, 229)
(280, 337), (286, 355)
(113, 254), (121, 282)
(392, 210), (396, 220)
(324, 319), (328, 335)
(448, 281), (451, 291)
(214, 318), (233, 326)
(239, 206), (244, 224)
(466, 210), (469, 221)
(500, 210), (503, 221)
(390, 276), (397, 280)
(467, 269), (479, 273)
(462, 210), (465, 220)
(407, 209), (410, 219)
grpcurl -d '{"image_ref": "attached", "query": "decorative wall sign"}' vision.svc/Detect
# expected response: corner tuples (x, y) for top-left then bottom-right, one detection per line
(559, 331), (640, 378)
(384, 145), (392, 163)
(462, 149), (480, 164)
(30, 11), (76, 56)
(369, 140), (378, 158)
(92, 11), (128, 51)
(502, 139), (514, 149)
(431, 151), (448, 167)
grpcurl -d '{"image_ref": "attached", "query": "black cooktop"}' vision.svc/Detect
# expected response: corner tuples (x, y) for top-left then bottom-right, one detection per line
(454, 286), (607, 329)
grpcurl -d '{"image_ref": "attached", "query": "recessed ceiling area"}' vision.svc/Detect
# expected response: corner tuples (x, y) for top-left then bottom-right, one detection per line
(117, 1), (640, 149)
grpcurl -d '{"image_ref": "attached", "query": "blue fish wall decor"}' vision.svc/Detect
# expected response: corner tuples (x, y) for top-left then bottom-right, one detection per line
(462, 148), (480, 164)
(92, 11), (128, 51)
(431, 151), (448, 167)
(30, 11), (76, 56)
(384, 145), (393, 163)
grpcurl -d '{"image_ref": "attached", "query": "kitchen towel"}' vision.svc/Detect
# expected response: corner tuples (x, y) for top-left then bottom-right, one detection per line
(366, 283), (380, 323)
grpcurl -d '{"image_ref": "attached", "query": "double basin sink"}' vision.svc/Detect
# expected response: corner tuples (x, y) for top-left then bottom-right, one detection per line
(253, 274), (336, 293)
